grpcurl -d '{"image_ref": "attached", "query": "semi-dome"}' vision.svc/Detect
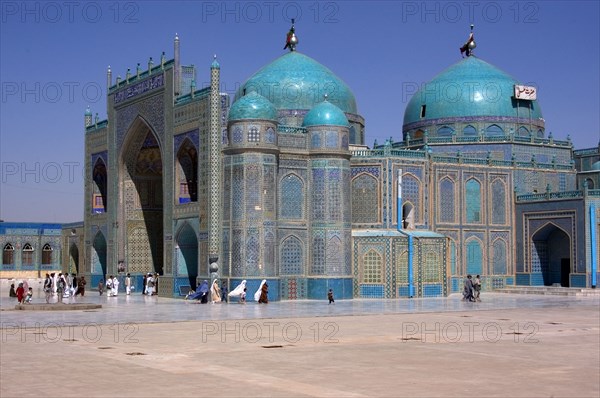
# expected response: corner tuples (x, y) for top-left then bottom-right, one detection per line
(403, 56), (543, 127)
(228, 91), (277, 121)
(592, 161), (600, 171)
(302, 100), (349, 127)
(234, 52), (357, 114)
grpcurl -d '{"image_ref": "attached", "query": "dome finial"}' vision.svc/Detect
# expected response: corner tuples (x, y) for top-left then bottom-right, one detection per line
(283, 19), (298, 52)
(460, 24), (476, 57)
(323, 93), (328, 101)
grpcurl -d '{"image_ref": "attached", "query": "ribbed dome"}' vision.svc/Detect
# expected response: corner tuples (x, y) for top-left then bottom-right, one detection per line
(228, 91), (277, 121)
(403, 56), (543, 127)
(234, 52), (357, 114)
(302, 100), (348, 127)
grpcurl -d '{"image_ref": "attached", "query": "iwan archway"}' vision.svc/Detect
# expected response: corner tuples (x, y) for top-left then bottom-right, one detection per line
(532, 223), (571, 287)
(119, 117), (164, 276)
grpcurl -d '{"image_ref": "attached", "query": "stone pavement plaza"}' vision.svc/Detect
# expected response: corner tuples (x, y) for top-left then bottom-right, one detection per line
(0, 281), (598, 397)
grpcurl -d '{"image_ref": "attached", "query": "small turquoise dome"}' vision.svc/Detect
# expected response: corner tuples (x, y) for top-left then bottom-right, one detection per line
(403, 56), (543, 126)
(591, 161), (600, 171)
(234, 52), (357, 114)
(302, 100), (349, 127)
(228, 91), (277, 121)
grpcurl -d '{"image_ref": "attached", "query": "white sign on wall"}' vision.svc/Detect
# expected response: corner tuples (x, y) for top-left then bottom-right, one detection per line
(514, 85), (537, 100)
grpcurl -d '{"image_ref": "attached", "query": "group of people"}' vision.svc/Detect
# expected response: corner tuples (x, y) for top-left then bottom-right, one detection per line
(185, 279), (269, 304)
(98, 273), (158, 297)
(463, 274), (482, 302)
(44, 272), (86, 303)
(9, 282), (33, 304)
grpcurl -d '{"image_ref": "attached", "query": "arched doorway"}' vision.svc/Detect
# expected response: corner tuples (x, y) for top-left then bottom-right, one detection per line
(69, 243), (79, 274)
(120, 118), (164, 276)
(92, 232), (107, 277)
(532, 224), (571, 286)
(176, 223), (198, 289)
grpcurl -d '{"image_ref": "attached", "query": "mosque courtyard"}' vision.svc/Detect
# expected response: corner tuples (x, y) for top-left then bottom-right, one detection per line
(0, 281), (598, 397)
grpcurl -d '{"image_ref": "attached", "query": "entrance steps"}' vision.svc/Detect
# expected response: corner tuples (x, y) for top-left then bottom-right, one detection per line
(495, 286), (600, 297)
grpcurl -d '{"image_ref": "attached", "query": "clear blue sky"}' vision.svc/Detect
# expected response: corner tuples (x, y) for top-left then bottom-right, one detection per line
(1, 0), (599, 223)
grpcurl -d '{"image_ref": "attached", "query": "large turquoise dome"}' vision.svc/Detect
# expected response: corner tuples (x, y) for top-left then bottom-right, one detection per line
(403, 56), (543, 127)
(234, 52), (358, 114)
(302, 100), (349, 127)
(228, 91), (277, 121)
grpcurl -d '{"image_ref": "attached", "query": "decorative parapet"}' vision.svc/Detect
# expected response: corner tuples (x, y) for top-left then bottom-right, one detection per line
(85, 120), (108, 133)
(278, 125), (307, 134)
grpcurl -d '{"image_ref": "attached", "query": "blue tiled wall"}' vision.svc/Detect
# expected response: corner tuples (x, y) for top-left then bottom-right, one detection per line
(570, 274), (586, 288)
(530, 272), (545, 286)
(422, 284), (443, 297)
(308, 278), (353, 300)
(516, 273), (530, 286)
(359, 284), (384, 298)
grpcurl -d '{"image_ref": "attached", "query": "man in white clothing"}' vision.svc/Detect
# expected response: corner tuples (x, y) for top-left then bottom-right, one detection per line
(111, 276), (119, 296)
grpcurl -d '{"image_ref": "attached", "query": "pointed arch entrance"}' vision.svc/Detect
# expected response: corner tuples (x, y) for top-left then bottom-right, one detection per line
(69, 243), (79, 274)
(532, 224), (571, 286)
(176, 223), (198, 289)
(92, 232), (107, 277)
(120, 117), (164, 276)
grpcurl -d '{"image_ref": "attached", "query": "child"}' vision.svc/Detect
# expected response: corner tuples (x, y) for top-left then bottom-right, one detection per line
(328, 289), (335, 304)
(25, 287), (33, 303)
(98, 280), (104, 296)
(240, 288), (247, 304)
(16, 283), (25, 304)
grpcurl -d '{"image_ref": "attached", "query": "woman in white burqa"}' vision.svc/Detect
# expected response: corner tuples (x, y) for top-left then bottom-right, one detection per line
(210, 279), (222, 303)
(228, 280), (246, 300)
(254, 279), (268, 303)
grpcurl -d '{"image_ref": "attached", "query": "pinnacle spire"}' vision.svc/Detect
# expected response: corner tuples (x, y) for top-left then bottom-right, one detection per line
(283, 19), (298, 52)
(460, 24), (476, 57)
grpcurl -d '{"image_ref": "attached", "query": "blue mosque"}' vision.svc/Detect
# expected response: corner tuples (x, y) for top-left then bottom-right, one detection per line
(1, 25), (598, 299)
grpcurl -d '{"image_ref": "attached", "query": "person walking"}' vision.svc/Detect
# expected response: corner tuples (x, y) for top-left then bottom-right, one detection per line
(125, 273), (131, 295)
(473, 275), (482, 302)
(328, 289), (335, 304)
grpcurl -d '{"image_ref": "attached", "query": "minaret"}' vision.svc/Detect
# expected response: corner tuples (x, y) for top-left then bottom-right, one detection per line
(84, 106), (92, 128)
(174, 33), (180, 96)
(106, 65), (112, 88)
(208, 55), (222, 279)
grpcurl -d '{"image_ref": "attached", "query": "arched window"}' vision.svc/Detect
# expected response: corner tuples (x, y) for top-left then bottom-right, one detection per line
(466, 239), (483, 275)
(439, 177), (455, 223)
(248, 126), (260, 142)
(517, 126), (529, 137)
(402, 202), (414, 229)
(176, 139), (198, 204)
(437, 126), (454, 136)
(584, 178), (595, 189)
(281, 236), (303, 275)
(42, 243), (53, 265)
(485, 125), (503, 135)
(22, 243), (34, 266)
(463, 125), (477, 135)
(492, 239), (507, 275)
(92, 159), (107, 213)
(362, 250), (382, 283)
(466, 179), (482, 223)
(491, 179), (506, 224)
(352, 174), (379, 223)
(281, 174), (304, 219)
(3, 243), (14, 265)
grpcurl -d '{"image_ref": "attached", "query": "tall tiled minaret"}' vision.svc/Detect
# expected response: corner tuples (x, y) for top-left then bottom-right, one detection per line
(208, 55), (222, 278)
(84, 106), (92, 128)
(174, 33), (180, 96)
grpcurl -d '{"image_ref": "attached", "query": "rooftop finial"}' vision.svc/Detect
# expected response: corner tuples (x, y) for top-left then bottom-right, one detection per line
(175, 32), (179, 41)
(283, 19), (298, 52)
(460, 24), (476, 57)
(323, 93), (328, 101)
